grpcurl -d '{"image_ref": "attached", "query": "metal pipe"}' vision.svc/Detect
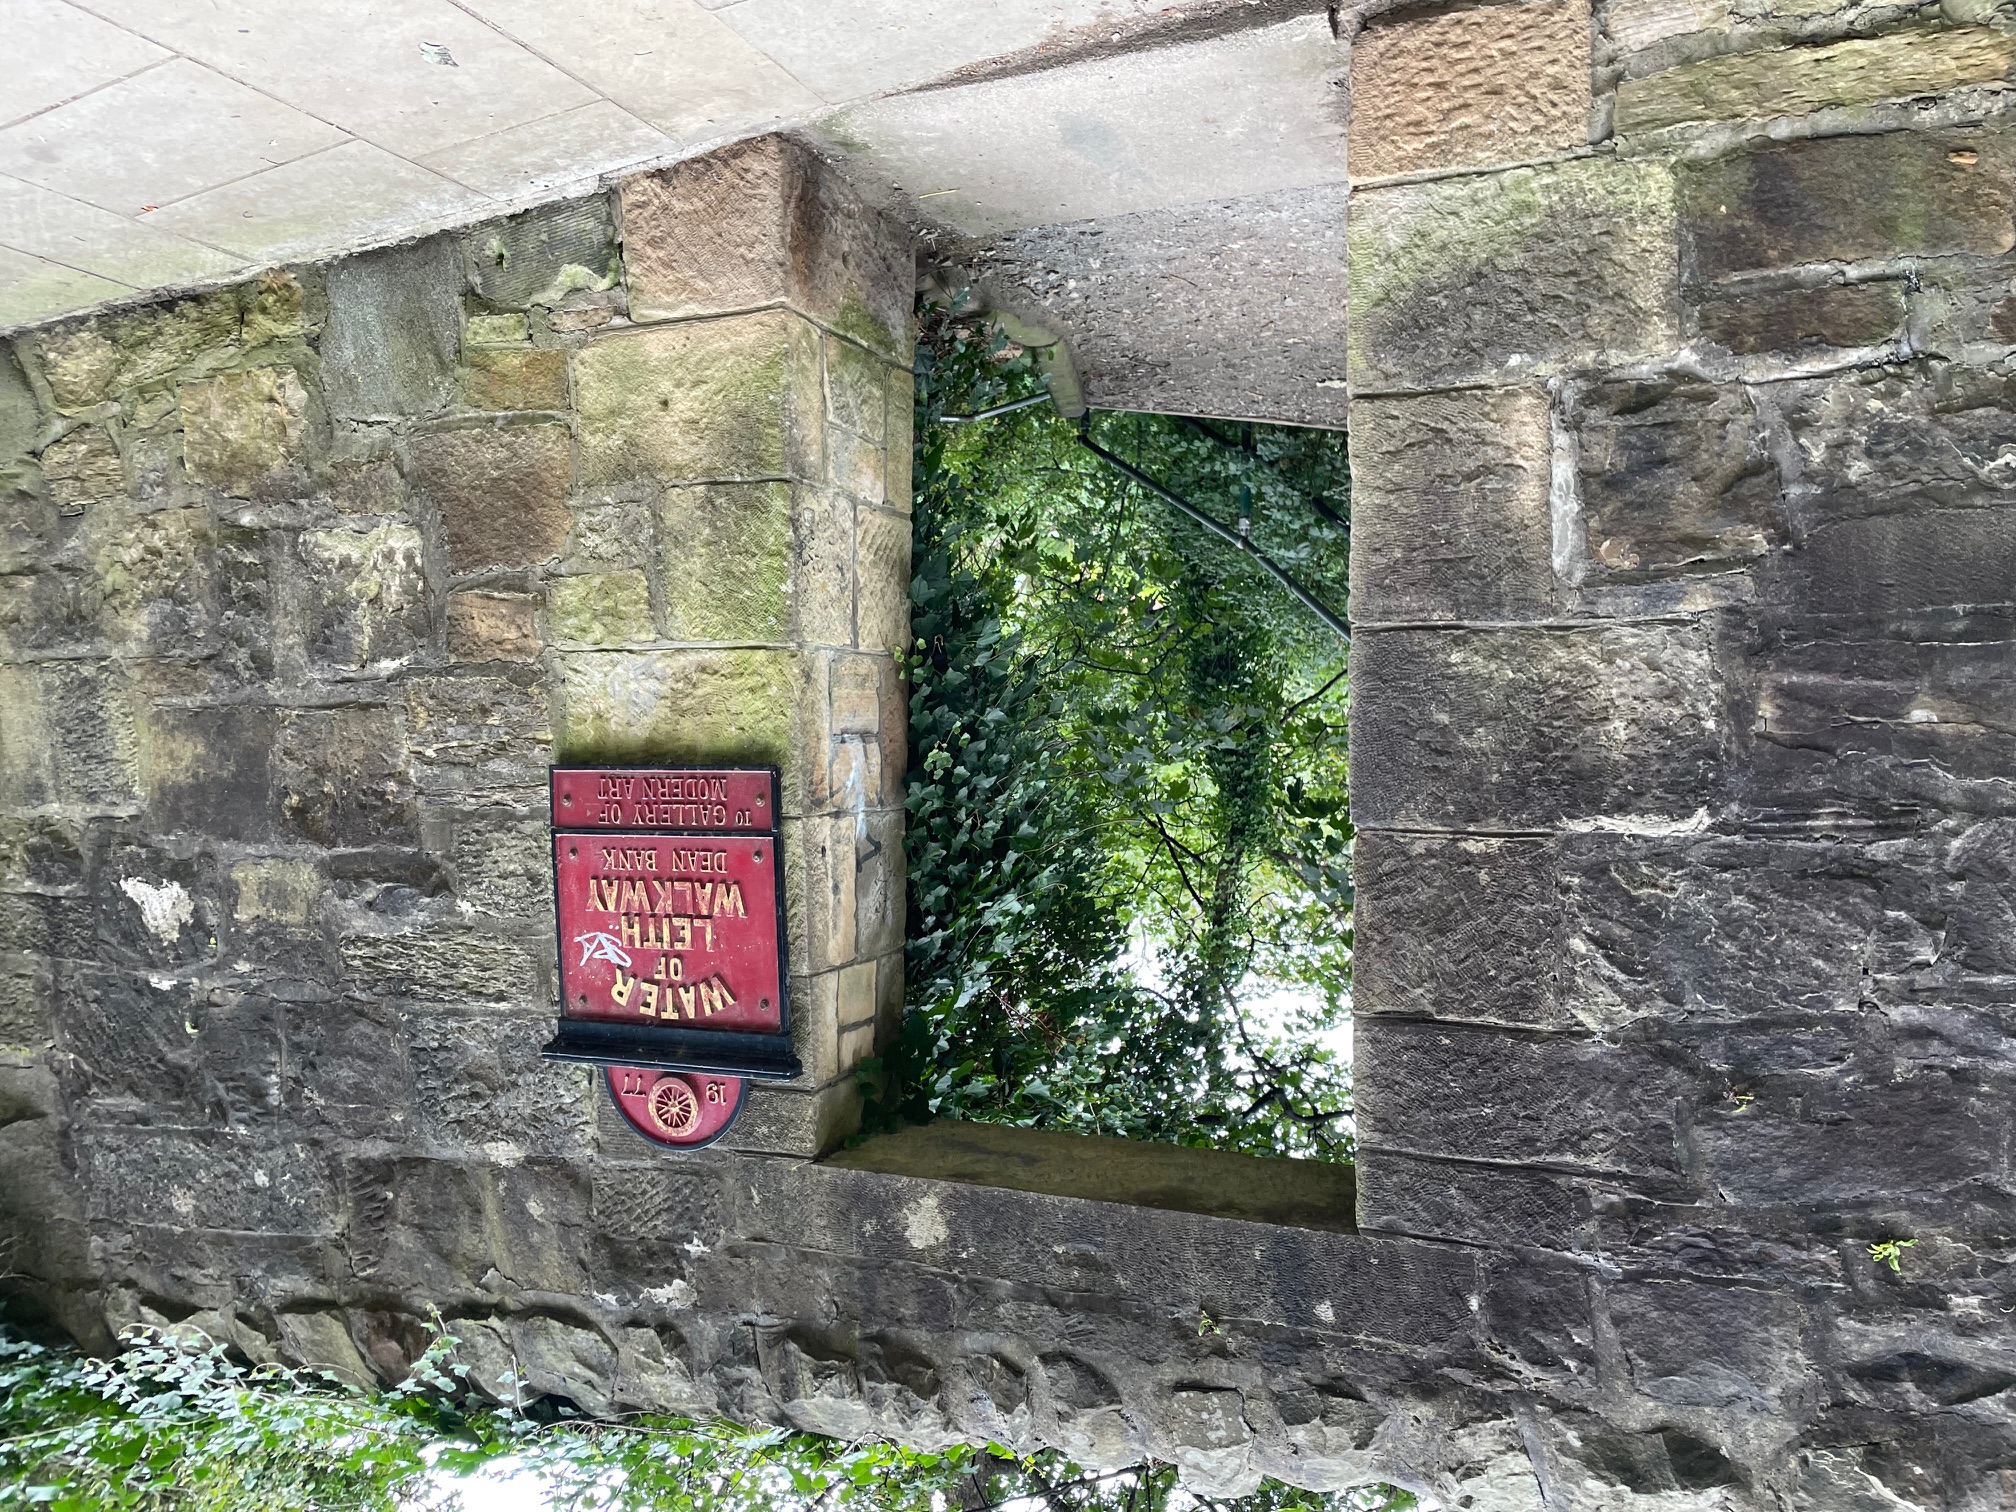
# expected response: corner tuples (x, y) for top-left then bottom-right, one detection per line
(1076, 426), (1351, 645)
(935, 393), (1054, 424)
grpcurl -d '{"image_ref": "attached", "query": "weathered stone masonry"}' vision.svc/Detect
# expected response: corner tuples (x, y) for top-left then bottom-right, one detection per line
(2, 7), (2016, 1509)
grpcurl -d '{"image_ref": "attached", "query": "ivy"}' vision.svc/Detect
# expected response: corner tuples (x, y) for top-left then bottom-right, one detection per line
(864, 303), (1356, 1161)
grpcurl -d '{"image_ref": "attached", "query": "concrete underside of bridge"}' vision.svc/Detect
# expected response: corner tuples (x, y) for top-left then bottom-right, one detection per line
(5, 3), (2016, 1508)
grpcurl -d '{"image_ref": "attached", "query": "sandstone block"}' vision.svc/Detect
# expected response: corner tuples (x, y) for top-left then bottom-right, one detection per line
(1349, 157), (1679, 390)
(403, 670), (552, 802)
(854, 807), (904, 959)
(1771, 363), (2014, 518)
(792, 483), (857, 648)
(722, 1076), (861, 1158)
(320, 237), (463, 419)
(1353, 832), (1570, 1028)
(826, 418), (886, 505)
(1350, 623), (1725, 829)
(327, 458), (408, 516)
(142, 703), (279, 841)
(55, 967), (276, 1124)
(0, 952), (53, 1053)
(297, 522), (429, 672)
(1350, 0), (1592, 179)
(656, 482), (794, 642)
(180, 367), (311, 497)
(72, 1127), (337, 1234)
(574, 314), (823, 487)
(828, 654), (881, 736)
(39, 426), (123, 511)
(1355, 1019), (1693, 1176)
(230, 859), (324, 927)
(465, 313), (529, 345)
(466, 196), (618, 310)
(35, 659), (140, 808)
(546, 570), (653, 646)
(461, 348), (568, 411)
(446, 590), (540, 662)
(1571, 376), (1780, 583)
(1678, 128), (2015, 280)
(783, 812), (857, 972)
(885, 366), (914, 513)
(552, 648), (808, 787)
(342, 929), (542, 1007)
(1617, 28), (2016, 134)
(567, 497), (654, 570)
(1608, 1279), (1812, 1410)
(1695, 278), (1905, 354)
(1603, 0), (1728, 53)
(274, 705), (419, 847)
(620, 135), (913, 360)
(403, 1010), (591, 1157)
(1357, 1151), (1592, 1248)
(1348, 387), (1555, 622)
(824, 337), (888, 444)
(854, 506), (911, 652)
(449, 808), (552, 919)
(408, 423), (573, 573)
(26, 291), (240, 412)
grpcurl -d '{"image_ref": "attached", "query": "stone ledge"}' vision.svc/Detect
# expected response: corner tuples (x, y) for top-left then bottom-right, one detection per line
(824, 1119), (1357, 1234)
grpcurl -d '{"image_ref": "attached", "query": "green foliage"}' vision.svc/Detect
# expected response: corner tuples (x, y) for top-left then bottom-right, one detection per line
(0, 1325), (1414, 1512)
(1869, 1237), (1917, 1273)
(868, 303), (1355, 1161)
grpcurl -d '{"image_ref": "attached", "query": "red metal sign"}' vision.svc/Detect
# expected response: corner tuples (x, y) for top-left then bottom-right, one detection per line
(551, 768), (772, 832)
(553, 831), (782, 1033)
(542, 766), (800, 1087)
(604, 1066), (744, 1148)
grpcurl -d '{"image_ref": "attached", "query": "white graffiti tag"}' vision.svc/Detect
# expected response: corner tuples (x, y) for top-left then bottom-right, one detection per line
(573, 930), (633, 969)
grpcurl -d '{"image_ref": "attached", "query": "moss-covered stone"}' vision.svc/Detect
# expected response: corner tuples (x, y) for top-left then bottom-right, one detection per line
(1616, 28), (2016, 134)
(657, 482), (795, 642)
(241, 272), (310, 347)
(26, 291), (242, 412)
(0, 344), (38, 465)
(573, 314), (823, 486)
(180, 367), (311, 497)
(465, 313), (530, 346)
(1677, 127), (2016, 278)
(40, 427), (124, 511)
(1349, 157), (1680, 390)
(461, 348), (568, 411)
(854, 506), (910, 654)
(466, 196), (618, 310)
(546, 571), (654, 647)
(551, 648), (809, 779)
(90, 504), (215, 654)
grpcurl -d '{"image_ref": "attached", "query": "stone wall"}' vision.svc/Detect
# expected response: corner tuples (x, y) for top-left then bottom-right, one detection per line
(1, 9), (2014, 1507)
(0, 130), (914, 1329)
(1346, 0), (2016, 1506)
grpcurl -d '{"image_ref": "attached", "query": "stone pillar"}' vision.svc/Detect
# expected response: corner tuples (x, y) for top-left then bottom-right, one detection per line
(1344, 1), (2016, 1499)
(558, 137), (915, 1155)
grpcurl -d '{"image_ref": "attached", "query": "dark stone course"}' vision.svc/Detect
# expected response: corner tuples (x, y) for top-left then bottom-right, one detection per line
(1678, 129), (2016, 282)
(1350, 624), (1729, 831)
(1572, 376), (1783, 584)
(1694, 279), (1907, 356)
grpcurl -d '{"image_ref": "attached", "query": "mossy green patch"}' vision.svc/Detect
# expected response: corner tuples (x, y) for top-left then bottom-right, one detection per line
(551, 648), (807, 772)
(547, 571), (655, 647)
(657, 482), (794, 641)
(1348, 157), (1679, 390)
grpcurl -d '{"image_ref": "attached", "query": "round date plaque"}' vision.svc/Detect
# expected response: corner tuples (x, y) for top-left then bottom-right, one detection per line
(605, 1066), (744, 1149)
